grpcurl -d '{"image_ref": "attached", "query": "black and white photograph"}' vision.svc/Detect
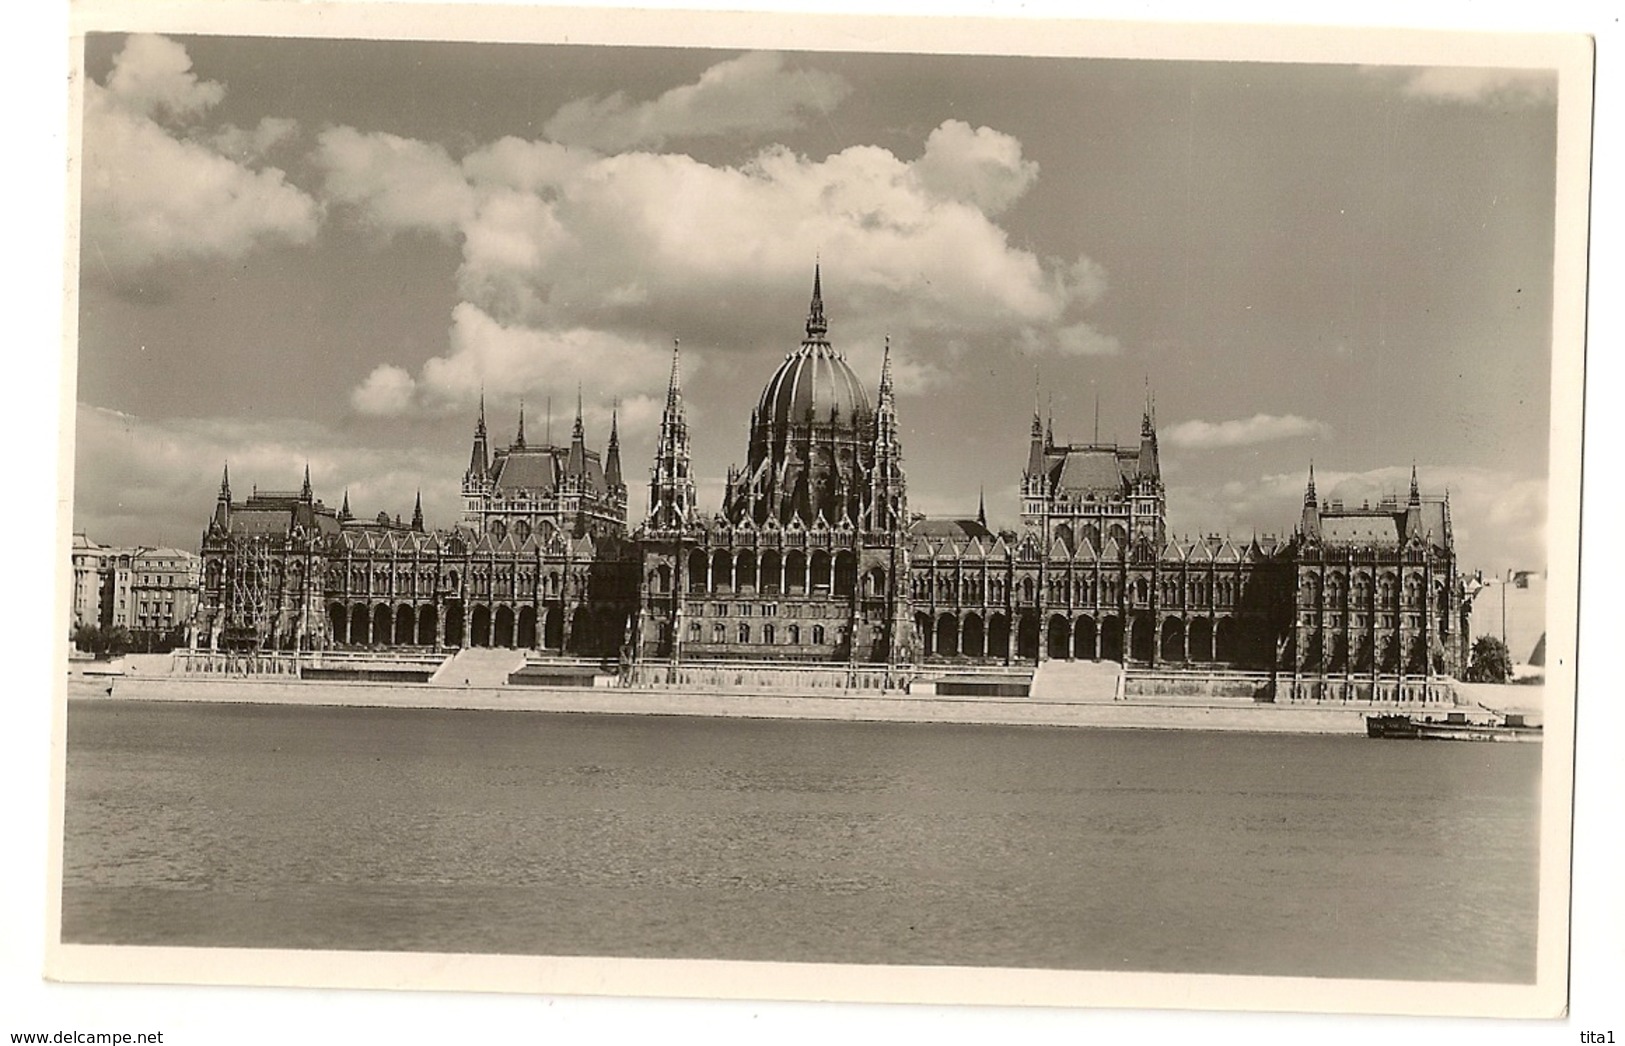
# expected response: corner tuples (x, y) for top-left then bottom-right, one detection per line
(13, 0), (1610, 1040)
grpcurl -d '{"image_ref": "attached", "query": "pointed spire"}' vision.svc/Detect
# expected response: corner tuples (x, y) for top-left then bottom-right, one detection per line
(804, 263), (828, 342)
(977, 485), (988, 529)
(340, 489), (351, 522)
(567, 385), (587, 478)
(411, 490), (424, 531)
(301, 463), (313, 500)
(605, 401), (623, 491)
(1045, 393), (1054, 448)
(651, 337), (695, 527)
(1305, 462), (1318, 507)
(666, 338), (684, 410)
(879, 334), (894, 398)
(1409, 462), (1421, 505)
(516, 399), (526, 449)
(466, 396), (491, 482)
(212, 462), (232, 529)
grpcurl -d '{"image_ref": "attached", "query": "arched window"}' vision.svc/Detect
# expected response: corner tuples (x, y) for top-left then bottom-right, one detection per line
(687, 622), (701, 641)
(763, 623), (776, 644)
(812, 624), (826, 645)
(738, 623), (750, 643)
(788, 624), (801, 645)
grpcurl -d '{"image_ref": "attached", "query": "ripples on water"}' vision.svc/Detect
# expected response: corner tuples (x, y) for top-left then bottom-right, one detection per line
(62, 700), (1540, 981)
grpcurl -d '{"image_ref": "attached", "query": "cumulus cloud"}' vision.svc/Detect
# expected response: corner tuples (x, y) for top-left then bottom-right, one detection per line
(315, 126), (474, 236)
(102, 34), (224, 119)
(350, 302), (686, 418)
(209, 116), (299, 162)
(81, 35), (319, 280)
(1365, 65), (1557, 106)
(319, 118), (1109, 416)
(910, 119), (1038, 216)
(1163, 414), (1330, 450)
(350, 364), (418, 416)
(309, 53), (1116, 420)
(542, 51), (850, 151)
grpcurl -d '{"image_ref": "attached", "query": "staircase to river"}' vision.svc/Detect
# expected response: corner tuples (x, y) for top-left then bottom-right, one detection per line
(429, 648), (528, 688)
(1028, 659), (1124, 703)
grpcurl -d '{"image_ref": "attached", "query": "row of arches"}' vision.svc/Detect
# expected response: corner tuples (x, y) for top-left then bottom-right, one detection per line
(1296, 632), (1448, 675)
(684, 620), (842, 647)
(649, 549), (878, 598)
(914, 610), (1270, 665)
(910, 571), (1249, 610)
(1298, 572), (1450, 611)
(326, 601), (626, 652)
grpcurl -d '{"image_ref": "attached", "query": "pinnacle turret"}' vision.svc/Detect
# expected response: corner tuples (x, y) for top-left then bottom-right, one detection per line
(650, 338), (696, 527)
(804, 263), (828, 342)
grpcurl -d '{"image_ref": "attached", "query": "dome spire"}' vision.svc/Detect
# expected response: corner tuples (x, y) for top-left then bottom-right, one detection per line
(879, 334), (894, 398)
(805, 262), (828, 342)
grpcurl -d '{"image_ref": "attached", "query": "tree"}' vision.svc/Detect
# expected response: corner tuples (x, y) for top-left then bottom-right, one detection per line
(71, 623), (133, 659)
(1466, 634), (1514, 683)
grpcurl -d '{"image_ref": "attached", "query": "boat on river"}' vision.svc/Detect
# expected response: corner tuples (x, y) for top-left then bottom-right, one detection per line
(1365, 711), (1542, 743)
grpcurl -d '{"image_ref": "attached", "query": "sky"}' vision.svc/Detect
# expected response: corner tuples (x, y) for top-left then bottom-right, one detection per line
(72, 32), (1561, 575)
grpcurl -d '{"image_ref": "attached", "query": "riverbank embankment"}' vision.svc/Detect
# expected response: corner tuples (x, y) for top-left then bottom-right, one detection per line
(87, 673), (1388, 734)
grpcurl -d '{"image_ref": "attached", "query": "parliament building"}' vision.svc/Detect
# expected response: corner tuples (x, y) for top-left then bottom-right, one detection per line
(195, 268), (1470, 701)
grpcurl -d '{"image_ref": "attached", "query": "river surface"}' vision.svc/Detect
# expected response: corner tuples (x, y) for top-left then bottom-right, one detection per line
(61, 700), (1541, 981)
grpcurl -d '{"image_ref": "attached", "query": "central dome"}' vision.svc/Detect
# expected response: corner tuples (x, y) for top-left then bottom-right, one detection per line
(755, 267), (872, 433)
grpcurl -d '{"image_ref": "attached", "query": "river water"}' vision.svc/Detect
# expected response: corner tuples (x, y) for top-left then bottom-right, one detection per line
(61, 700), (1540, 982)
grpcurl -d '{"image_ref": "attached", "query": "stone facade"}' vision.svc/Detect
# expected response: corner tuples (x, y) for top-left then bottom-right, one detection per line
(191, 267), (1469, 696)
(70, 533), (200, 648)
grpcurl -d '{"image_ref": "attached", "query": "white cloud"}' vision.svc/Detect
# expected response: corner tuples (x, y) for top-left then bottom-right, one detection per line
(1164, 414), (1330, 450)
(102, 34), (224, 119)
(352, 303), (684, 418)
(209, 117), (299, 161)
(317, 55), (1117, 418)
(542, 51), (851, 151)
(315, 126), (474, 237)
(81, 36), (318, 279)
(1365, 65), (1557, 106)
(442, 127), (1090, 337)
(910, 119), (1038, 216)
(351, 364), (418, 416)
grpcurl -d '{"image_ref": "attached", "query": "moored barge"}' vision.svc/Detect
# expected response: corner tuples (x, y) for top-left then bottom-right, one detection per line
(1365, 711), (1542, 743)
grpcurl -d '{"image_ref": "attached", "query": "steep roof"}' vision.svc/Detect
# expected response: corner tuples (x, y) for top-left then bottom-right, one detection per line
(1045, 445), (1138, 495)
(912, 517), (994, 541)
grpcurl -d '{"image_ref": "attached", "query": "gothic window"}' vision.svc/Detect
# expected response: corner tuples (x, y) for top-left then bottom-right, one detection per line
(788, 624), (801, 645)
(1020, 577), (1035, 603)
(738, 623), (750, 643)
(764, 623), (776, 644)
(812, 624), (826, 645)
(712, 622), (726, 642)
(688, 622), (702, 641)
